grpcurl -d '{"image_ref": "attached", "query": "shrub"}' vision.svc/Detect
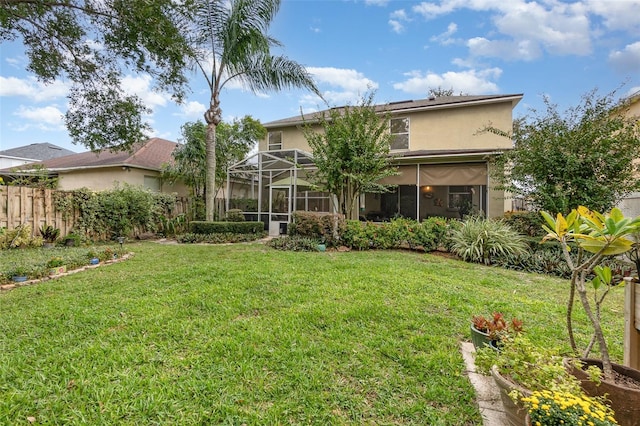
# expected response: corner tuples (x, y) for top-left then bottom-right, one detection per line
(267, 235), (321, 252)
(289, 212), (345, 247)
(177, 232), (267, 244)
(449, 216), (527, 265)
(55, 185), (178, 240)
(503, 211), (545, 237)
(0, 224), (41, 249)
(189, 221), (265, 234)
(225, 209), (246, 222)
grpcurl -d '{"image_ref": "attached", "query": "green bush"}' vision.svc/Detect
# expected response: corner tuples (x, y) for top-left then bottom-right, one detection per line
(503, 211), (545, 237)
(177, 232), (267, 244)
(267, 235), (321, 252)
(225, 209), (246, 222)
(288, 212), (345, 246)
(0, 224), (42, 249)
(189, 221), (265, 234)
(449, 216), (527, 265)
(55, 185), (178, 241)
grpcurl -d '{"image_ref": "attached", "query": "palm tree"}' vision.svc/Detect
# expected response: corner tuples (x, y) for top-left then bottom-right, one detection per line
(189, 0), (321, 220)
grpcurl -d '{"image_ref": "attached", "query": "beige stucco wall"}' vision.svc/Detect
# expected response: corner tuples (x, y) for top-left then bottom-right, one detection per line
(259, 101), (515, 153)
(57, 167), (189, 196)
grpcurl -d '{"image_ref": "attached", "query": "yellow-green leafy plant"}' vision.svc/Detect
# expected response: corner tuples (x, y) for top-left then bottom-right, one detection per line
(46, 257), (65, 268)
(522, 390), (617, 426)
(541, 206), (640, 381)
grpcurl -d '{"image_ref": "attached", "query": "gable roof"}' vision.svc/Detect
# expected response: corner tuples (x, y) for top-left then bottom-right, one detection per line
(264, 93), (524, 128)
(0, 142), (76, 161)
(26, 138), (179, 172)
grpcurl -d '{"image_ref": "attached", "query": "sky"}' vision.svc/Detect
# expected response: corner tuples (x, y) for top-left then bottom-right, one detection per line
(1, 0), (639, 154)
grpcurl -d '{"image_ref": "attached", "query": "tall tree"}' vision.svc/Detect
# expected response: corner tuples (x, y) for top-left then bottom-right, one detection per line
(162, 116), (265, 219)
(303, 92), (398, 220)
(188, 0), (321, 220)
(489, 89), (640, 214)
(0, 0), (193, 151)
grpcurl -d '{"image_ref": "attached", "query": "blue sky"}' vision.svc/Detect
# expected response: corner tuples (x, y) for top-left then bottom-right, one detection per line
(1, 0), (639, 154)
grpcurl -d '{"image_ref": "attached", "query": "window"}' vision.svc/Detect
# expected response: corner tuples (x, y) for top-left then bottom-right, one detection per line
(448, 185), (473, 209)
(390, 117), (409, 150)
(268, 131), (282, 150)
(144, 175), (161, 192)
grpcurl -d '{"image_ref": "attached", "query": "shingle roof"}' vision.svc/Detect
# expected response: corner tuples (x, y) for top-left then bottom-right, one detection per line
(264, 94), (524, 128)
(0, 142), (76, 160)
(33, 138), (179, 172)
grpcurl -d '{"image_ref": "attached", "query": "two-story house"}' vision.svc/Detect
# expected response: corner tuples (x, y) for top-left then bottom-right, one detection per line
(227, 94), (523, 236)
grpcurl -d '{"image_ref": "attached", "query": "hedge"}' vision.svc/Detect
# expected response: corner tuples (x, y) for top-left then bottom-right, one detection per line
(189, 221), (265, 234)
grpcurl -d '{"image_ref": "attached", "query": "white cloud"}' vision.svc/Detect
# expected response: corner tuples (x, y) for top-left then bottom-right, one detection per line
(431, 22), (458, 45)
(302, 67), (379, 107)
(176, 100), (207, 119)
(0, 76), (69, 102)
(609, 41), (640, 73)
(13, 105), (65, 130)
(307, 67), (378, 92)
(586, 0), (640, 34)
(467, 37), (542, 61)
(413, 0), (595, 60)
(389, 9), (410, 33)
(121, 74), (171, 108)
(393, 68), (502, 95)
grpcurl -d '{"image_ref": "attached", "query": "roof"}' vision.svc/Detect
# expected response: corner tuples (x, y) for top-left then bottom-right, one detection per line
(264, 93), (524, 128)
(8, 138), (179, 173)
(0, 142), (76, 161)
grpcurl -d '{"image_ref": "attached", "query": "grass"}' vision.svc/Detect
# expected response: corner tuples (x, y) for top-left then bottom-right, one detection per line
(0, 242), (627, 425)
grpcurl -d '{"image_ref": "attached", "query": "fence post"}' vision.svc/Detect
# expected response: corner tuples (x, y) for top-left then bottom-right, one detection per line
(624, 278), (640, 369)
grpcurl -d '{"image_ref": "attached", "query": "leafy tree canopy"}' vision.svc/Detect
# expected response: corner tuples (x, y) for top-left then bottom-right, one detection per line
(0, 0), (194, 151)
(490, 88), (640, 214)
(162, 116), (264, 200)
(303, 91), (398, 220)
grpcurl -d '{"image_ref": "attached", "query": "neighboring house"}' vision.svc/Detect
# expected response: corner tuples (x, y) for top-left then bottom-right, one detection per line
(0, 138), (189, 196)
(228, 94), (523, 235)
(0, 142), (76, 169)
(617, 90), (640, 218)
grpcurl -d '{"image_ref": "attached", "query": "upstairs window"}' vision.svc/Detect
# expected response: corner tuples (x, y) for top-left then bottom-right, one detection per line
(268, 131), (282, 150)
(390, 117), (409, 150)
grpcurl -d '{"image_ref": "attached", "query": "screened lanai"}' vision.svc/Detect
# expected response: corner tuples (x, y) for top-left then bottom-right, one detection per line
(226, 149), (332, 236)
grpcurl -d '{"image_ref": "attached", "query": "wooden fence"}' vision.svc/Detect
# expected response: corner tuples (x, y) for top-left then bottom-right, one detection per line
(0, 185), (195, 237)
(624, 278), (640, 370)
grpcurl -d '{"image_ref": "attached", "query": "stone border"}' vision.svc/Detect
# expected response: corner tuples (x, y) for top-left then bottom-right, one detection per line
(0, 252), (134, 292)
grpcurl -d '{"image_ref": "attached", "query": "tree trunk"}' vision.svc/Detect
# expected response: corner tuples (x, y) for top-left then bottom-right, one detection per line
(204, 100), (221, 221)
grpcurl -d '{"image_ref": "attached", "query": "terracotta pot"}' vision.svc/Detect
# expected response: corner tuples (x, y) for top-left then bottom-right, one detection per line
(564, 358), (640, 426)
(490, 365), (531, 426)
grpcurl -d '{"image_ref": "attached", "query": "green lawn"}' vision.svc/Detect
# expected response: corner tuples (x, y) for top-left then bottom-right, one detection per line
(0, 242), (626, 425)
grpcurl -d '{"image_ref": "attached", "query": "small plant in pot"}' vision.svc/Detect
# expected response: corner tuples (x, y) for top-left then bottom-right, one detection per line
(39, 224), (60, 247)
(470, 312), (523, 350)
(541, 206), (640, 425)
(521, 389), (618, 425)
(475, 335), (595, 426)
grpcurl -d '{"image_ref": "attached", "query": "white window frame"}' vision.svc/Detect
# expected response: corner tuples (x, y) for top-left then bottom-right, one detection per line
(268, 131), (282, 151)
(390, 117), (409, 151)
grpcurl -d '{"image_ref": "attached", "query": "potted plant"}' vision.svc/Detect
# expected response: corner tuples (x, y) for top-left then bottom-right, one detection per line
(9, 265), (30, 282)
(521, 389), (618, 426)
(541, 206), (640, 425)
(39, 224), (60, 248)
(87, 249), (100, 265)
(470, 312), (523, 350)
(46, 257), (66, 275)
(475, 335), (587, 426)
